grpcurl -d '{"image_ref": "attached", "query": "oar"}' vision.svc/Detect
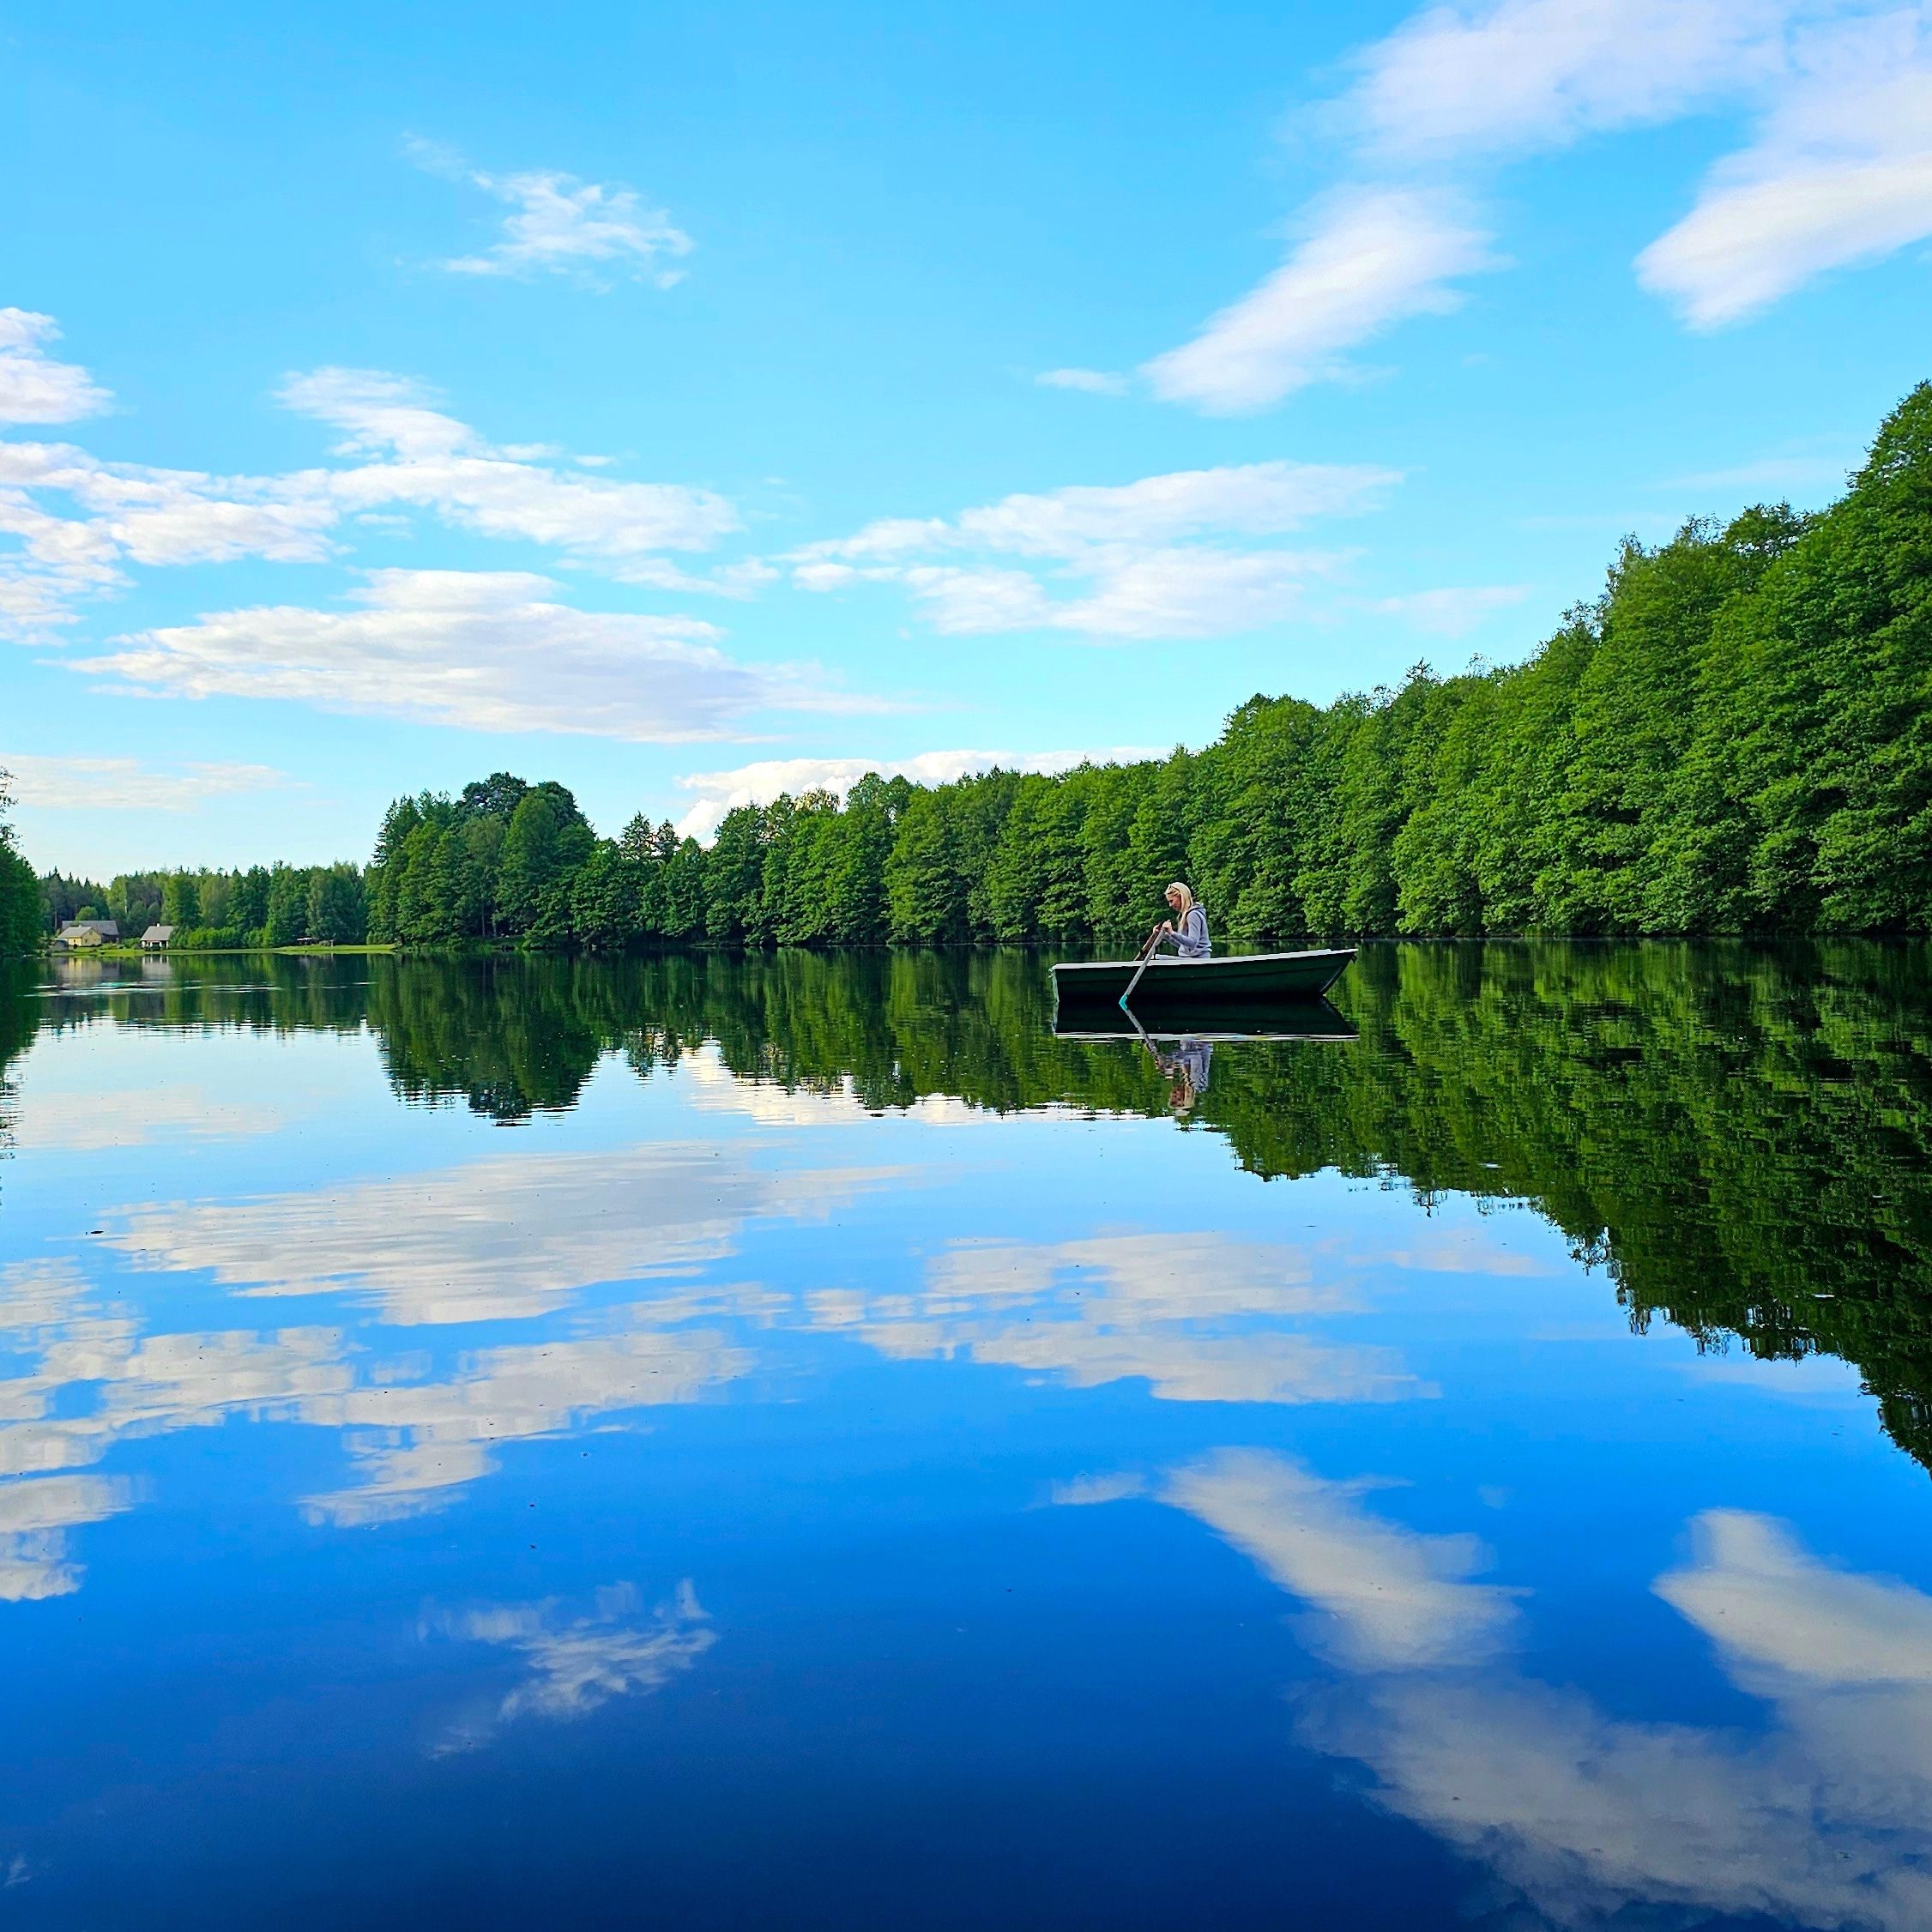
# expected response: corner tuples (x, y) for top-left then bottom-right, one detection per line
(1118, 921), (1164, 1014)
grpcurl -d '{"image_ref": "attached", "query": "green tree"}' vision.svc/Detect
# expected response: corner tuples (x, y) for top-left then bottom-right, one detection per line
(0, 770), (39, 957)
(263, 865), (311, 945)
(498, 784), (594, 935)
(703, 806), (769, 945)
(161, 872), (201, 929)
(570, 841), (635, 951)
(307, 864), (366, 943)
(886, 788), (967, 940)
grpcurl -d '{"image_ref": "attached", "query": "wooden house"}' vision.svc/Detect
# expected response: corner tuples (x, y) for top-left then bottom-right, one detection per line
(54, 921), (119, 951)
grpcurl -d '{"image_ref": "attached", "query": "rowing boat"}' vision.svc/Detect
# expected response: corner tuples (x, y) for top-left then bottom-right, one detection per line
(1052, 947), (1356, 1011)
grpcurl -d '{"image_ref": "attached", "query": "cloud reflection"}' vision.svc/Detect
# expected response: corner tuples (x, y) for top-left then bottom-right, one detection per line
(0, 1472), (130, 1600)
(1110, 1449), (1932, 1929)
(2, 1138), (1436, 1591)
(12, 1084), (283, 1152)
(299, 1318), (752, 1524)
(824, 1235), (1426, 1405)
(0, 1259), (753, 1529)
(104, 1140), (902, 1324)
(1164, 1450), (1515, 1668)
(424, 1579), (715, 1754)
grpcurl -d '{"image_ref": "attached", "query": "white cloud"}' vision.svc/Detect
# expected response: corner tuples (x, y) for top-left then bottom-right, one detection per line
(0, 755), (285, 813)
(0, 436), (339, 637)
(0, 348), (747, 640)
(969, 459), (1391, 552)
(1638, 20), (1932, 326)
(409, 140), (693, 287)
(279, 365), (474, 464)
(0, 311), (112, 425)
(1129, 2), (1932, 400)
(804, 461), (1395, 563)
(671, 745), (1166, 841)
(281, 368), (739, 560)
(1343, 0), (1790, 162)
(927, 1235), (1355, 1325)
(1359, 0), (1932, 329)
(1374, 583), (1529, 636)
(1035, 367), (1128, 395)
(0, 440), (337, 568)
(1143, 189), (1499, 414)
(792, 458), (1395, 641)
(76, 569), (877, 741)
(426, 1582), (714, 1754)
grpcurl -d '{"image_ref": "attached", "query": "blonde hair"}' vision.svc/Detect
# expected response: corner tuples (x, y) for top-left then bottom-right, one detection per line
(1165, 882), (1195, 921)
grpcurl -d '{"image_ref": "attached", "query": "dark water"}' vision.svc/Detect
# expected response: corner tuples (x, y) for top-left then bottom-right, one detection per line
(3, 943), (1931, 1929)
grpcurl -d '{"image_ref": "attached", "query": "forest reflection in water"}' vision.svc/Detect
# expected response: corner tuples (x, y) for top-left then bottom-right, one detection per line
(1, 940), (1930, 1931)
(13, 939), (1926, 1470)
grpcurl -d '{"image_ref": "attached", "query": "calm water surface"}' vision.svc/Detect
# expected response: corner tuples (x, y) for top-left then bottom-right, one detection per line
(3, 943), (1930, 1929)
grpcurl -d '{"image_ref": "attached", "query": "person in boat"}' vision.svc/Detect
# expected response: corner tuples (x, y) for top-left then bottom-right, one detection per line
(1155, 1035), (1212, 1113)
(1153, 882), (1211, 959)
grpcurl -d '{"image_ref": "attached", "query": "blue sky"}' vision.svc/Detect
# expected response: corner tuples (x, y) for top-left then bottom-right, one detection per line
(3, 0), (1929, 875)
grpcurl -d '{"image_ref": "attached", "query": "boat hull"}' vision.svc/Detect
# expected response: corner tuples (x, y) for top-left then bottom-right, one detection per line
(1051, 947), (1356, 1010)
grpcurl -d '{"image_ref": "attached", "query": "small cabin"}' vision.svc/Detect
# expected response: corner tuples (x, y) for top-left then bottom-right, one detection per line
(141, 925), (176, 950)
(54, 920), (119, 951)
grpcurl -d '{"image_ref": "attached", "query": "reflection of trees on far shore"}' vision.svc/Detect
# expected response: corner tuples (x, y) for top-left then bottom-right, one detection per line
(3, 941), (1931, 1470)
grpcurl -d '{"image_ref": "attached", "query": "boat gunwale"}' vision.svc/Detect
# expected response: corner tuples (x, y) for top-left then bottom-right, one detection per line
(1051, 946), (1355, 978)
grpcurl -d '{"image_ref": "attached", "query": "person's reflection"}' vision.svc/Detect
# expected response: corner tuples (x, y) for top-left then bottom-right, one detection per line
(1153, 1036), (1212, 1114)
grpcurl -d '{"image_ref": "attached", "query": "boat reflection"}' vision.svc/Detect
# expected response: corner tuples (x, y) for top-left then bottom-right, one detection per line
(1049, 998), (1358, 1044)
(1052, 999), (1355, 1113)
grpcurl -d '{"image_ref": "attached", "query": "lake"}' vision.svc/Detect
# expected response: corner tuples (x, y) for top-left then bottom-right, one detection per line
(2, 942), (1929, 1929)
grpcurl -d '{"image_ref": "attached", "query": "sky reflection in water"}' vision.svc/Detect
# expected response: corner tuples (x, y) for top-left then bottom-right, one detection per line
(0, 945), (1929, 1929)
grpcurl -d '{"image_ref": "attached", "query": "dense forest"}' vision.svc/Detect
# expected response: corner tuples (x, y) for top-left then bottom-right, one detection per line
(16, 380), (1932, 955)
(10, 941), (1930, 1469)
(0, 776), (39, 958)
(36, 860), (365, 952)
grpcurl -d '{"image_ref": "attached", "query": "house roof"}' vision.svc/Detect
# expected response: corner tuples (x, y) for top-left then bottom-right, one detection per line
(141, 925), (176, 944)
(57, 919), (119, 938)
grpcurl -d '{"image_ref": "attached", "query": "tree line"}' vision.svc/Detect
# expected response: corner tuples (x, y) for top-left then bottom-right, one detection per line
(37, 860), (367, 950)
(366, 382), (1932, 948)
(13, 378), (1932, 956)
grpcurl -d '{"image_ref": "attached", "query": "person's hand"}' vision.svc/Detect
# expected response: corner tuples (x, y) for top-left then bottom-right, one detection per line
(1159, 919), (1174, 933)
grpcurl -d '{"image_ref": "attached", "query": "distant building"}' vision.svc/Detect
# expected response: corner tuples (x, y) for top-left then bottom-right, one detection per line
(54, 920), (119, 950)
(141, 925), (176, 950)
